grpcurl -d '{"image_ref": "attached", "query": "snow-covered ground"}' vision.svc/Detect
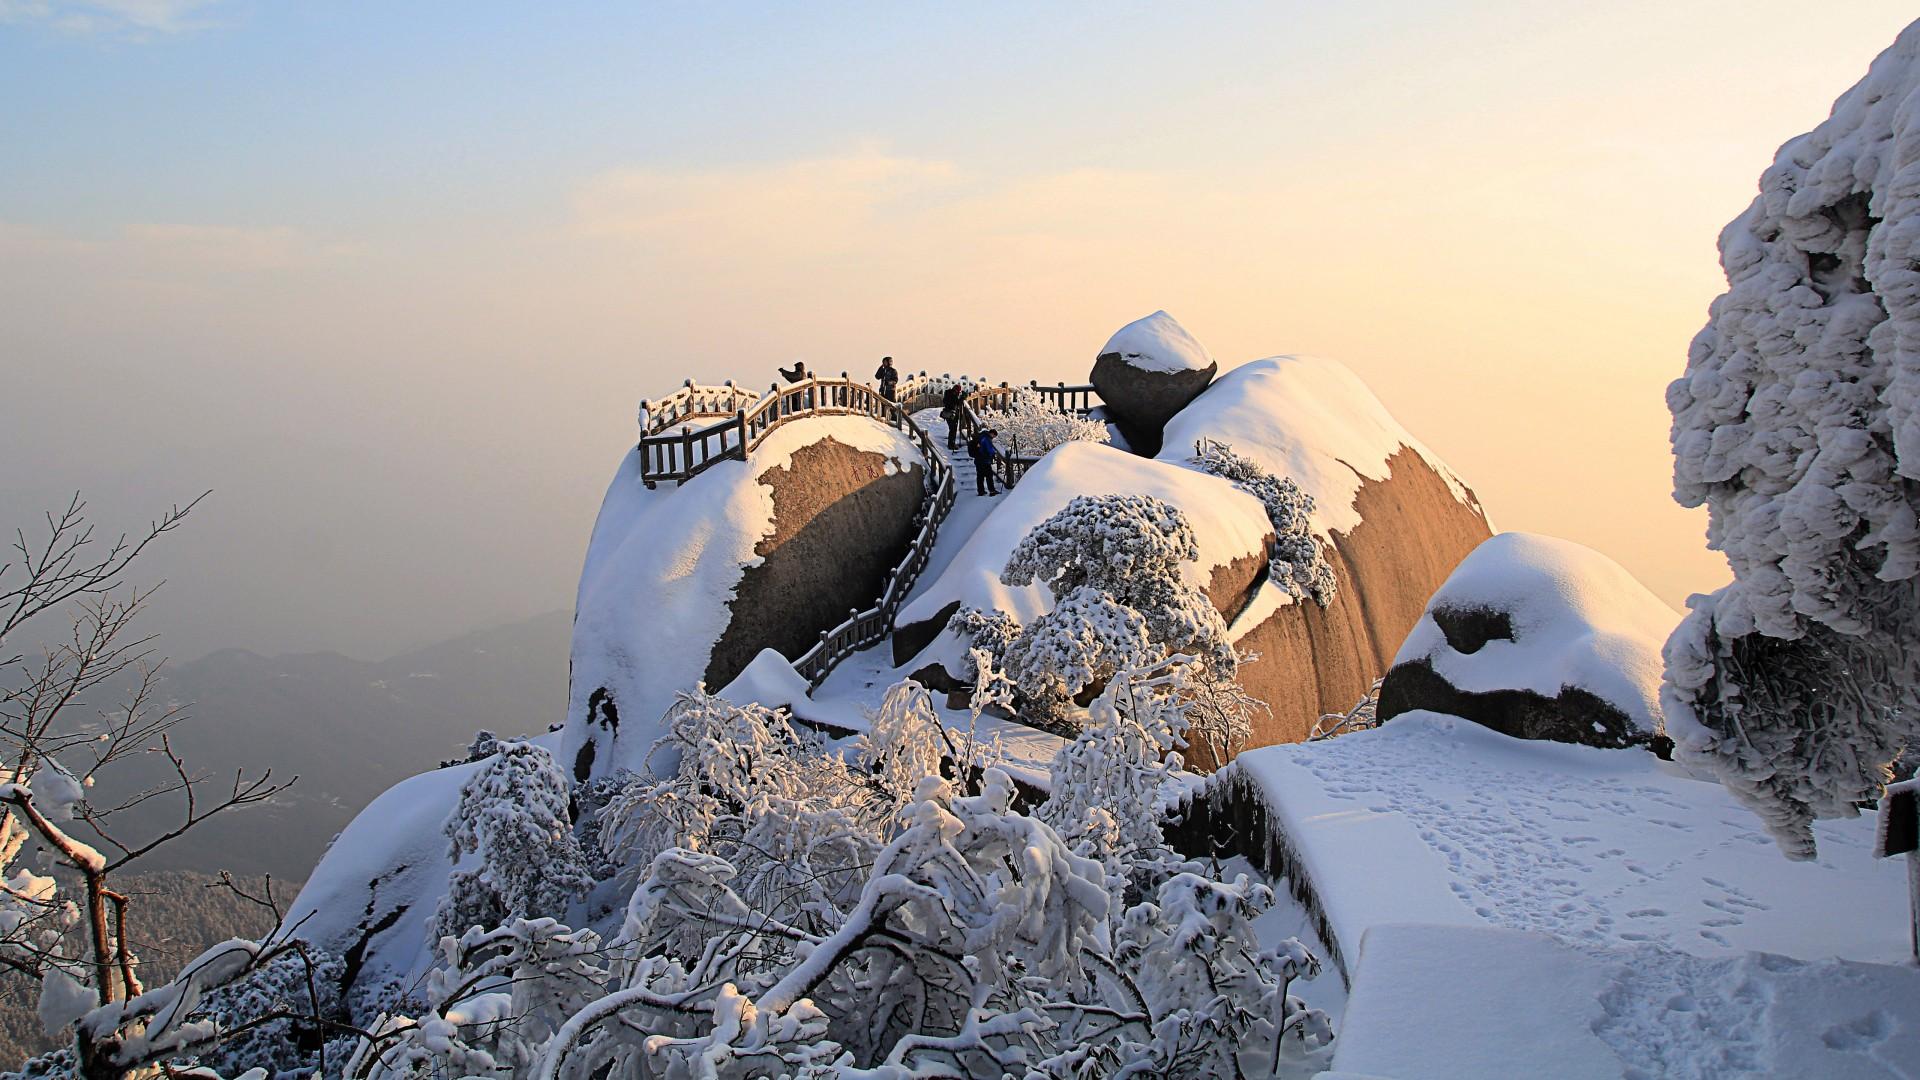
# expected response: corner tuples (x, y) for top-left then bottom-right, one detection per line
(1329, 924), (1920, 1080)
(1220, 711), (1918, 1078)
(1232, 712), (1906, 965)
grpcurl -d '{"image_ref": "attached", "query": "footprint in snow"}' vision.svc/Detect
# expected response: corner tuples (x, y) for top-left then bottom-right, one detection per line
(1821, 1010), (1892, 1052)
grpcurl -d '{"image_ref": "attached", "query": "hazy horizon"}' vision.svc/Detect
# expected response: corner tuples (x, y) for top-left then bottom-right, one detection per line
(5, 2), (1914, 661)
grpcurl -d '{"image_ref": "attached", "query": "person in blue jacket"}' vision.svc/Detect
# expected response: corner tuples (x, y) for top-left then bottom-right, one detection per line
(970, 427), (1001, 496)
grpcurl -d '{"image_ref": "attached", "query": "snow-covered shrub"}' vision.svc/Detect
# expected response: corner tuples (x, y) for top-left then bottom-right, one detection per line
(1039, 663), (1193, 890)
(1191, 438), (1337, 606)
(1310, 677), (1383, 741)
(984, 386), (1109, 458)
(1112, 873), (1333, 1076)
(999, 494), (1235, 722)
(431, 741), (594, 941)
(1662, 24), (1920, 859)
(348, 917), (610, 1078)
(179, 944), (351, 1078)
(594, 687), (941, 934)
(951, 605), (1020, 678)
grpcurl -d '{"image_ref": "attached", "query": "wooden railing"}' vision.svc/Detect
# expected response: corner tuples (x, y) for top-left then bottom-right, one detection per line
(632, 372), (957, 688)
(954, 380), (1101, 490)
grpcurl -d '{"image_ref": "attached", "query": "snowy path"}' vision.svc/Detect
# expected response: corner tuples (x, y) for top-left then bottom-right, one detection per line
(900, 407), (998, 609)
(1234, 712), (1909, 966)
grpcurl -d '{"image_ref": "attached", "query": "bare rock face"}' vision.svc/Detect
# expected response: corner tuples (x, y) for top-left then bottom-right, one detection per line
(1374, 532), (1676, 752)
(1090, 311), (1218, 455)
(705, 439), (924, 689)
(1226, 447), (1493, 751)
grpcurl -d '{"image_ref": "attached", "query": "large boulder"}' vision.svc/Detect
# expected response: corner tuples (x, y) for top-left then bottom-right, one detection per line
(565, 417), (925, 780)
(1090, 311), (1218, 455)
(1377, 532), (1679, 750)
(1159, 356), (1495, 752)
(894, 354), (1493, 760)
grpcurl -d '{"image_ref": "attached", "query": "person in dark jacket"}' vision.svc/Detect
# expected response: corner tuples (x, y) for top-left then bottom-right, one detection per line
(875, 356), (900, 402)
(939, 383), (966, 449)
(969, 428), (1001, 496)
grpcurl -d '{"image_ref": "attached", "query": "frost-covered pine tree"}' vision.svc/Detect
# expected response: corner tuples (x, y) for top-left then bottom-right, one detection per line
(997, 494), (1235, 723)
(433, 741), (595, 940)
(1663, 21), (1920, 859)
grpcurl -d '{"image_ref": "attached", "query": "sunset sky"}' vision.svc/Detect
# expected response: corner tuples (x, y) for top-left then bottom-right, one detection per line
(3, 1), (1915, 659)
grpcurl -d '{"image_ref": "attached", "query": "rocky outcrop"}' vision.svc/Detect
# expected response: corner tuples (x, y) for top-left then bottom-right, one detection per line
(1090, 311), (1218, 456)
(706, 438), (924, 689)
(566, 419), (925, 779)
(1225, 447), (1492, 750)
(1375, 532), (1677, 751)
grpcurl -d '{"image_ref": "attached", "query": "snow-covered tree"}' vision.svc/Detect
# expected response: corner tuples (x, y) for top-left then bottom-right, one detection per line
(1191, 438), (1337, 607)
(984, 386), (1110, 458)
(0, 495), (305, 1079)
(997, 494), (1235, 724)
(433, 741), (595, 941)
(1662, 24), (1920, 859)
(343, 674), (1329, 1078)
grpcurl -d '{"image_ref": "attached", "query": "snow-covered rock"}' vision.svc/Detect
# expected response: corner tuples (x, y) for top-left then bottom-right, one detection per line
(895, 353), (1490, 755)
(1167, 356), (1493, 748)
(565, 416), (924, 780)
(892, 440), (1274, 670)
(1089, 311), (1218, 454)
(1378, 532), (1678, 749)
(279, 742), (537, 999)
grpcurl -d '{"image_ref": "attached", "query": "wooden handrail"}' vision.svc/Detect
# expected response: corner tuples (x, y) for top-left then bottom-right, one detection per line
(953, 380), (1100, 491)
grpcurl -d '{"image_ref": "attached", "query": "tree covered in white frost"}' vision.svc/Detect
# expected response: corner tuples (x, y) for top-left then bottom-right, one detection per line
(1662, 20), (1920, 860)
(994, 494), (1235, 722)
(332, 670), (1329, 1078)
(1190, 439), (1336, 607)
(432, 740), (595, 942)
(982, 386), (1110, 459)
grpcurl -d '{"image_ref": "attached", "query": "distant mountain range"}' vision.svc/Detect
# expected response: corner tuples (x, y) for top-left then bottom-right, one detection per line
(93, 611), (572, 879)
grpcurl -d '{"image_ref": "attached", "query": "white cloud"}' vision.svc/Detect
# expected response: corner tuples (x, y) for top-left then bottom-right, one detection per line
(0, 0), (224, 34)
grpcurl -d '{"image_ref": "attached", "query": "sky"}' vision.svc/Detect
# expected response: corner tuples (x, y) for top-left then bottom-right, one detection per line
(1, 1), (1915, 662)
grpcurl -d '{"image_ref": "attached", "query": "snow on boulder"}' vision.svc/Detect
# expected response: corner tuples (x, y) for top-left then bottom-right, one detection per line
(892, 440), (1274, 675)
(1089, 311), (1218, 454)
(566, 415), (924, 780)
(1377, 532), (1679, 749)
(1160, 356), (1494, 748)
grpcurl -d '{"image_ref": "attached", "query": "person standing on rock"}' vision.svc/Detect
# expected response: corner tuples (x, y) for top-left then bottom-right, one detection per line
(939, 383), (966, 449)
(875, 356), (900, 402)
(970, 427), (1001, 496)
